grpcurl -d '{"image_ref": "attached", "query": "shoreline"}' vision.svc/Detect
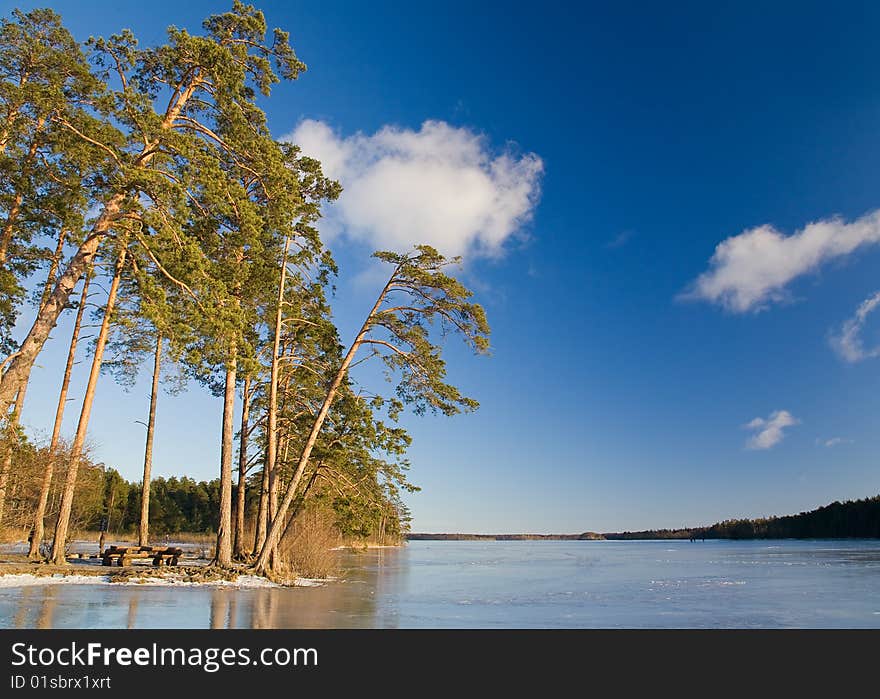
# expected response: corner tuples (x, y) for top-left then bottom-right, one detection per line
(0, 536), (405, 588)
(0, 561), (330, 589)
(0, 559), (329, 589)
(0, 546), (332, 588)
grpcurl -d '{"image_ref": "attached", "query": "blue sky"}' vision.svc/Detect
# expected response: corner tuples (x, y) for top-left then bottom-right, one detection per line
(6, 0), (880, 532)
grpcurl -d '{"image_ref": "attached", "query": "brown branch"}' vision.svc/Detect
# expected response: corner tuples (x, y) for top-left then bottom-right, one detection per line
(52, 118), (121, 165)
(173, 116), (232, 151)
(131, 232), (204, 310)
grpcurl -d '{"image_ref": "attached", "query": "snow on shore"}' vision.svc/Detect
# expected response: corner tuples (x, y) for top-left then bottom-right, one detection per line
(0, 574), (108, 587)
(0, 572), (325, 589)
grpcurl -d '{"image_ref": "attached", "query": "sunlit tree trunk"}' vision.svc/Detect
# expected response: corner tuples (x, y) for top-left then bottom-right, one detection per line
(255, 381), (294, 554)
(233, 374), (251, 558)
(0, 92), (25, 155)
(138, 333), (162, 546)
(50, 246), (127, 565)
(39, 230), (68, 311)
(0, 66), (32, 156)
(253, 461), (269, 554)
(265, 238), (290, 533)
(279, 467), (320, 543)
(28, 271), (92, 558)
(215, 357), (237, 567)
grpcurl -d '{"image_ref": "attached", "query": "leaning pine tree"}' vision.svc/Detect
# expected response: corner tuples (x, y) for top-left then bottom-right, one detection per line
(252, 246), (490, 575)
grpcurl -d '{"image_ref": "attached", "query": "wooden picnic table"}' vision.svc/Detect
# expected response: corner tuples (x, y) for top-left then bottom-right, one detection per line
(101, 545), (183, 567)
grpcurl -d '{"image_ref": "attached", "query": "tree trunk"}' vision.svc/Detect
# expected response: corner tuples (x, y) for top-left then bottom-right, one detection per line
(0, 387), (25, 529)
(39, 229), (68, 312)
(50, 246), (127, 565)
(233, 374), (251, 558)
(138, 333), (162, 546)
(256, 366), (293, 553)
(253, 275), (395, 575)
(0, 198), (125, 415)
(265, 237), (290, 531)
(279, 467), (320, 544)
(0, 75), (28, 155)
(28, 271), (92, 559)
(254, 462), (269, 554)
(0, 102), (22, 155)
(215, 358), (237, 567)
(0, 194), (23, 266)
(1, 226), (68, 527)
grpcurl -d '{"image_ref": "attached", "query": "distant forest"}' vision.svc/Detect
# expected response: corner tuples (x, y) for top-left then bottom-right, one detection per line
(605, 495), (880, 540)
(90, 472), (222, 536)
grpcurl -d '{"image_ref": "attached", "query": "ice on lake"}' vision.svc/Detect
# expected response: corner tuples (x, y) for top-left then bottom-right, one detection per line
(2, 539), (879, 628)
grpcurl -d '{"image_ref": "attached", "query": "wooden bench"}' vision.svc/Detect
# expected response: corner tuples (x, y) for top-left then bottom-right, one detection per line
(101, 546), (183, 567)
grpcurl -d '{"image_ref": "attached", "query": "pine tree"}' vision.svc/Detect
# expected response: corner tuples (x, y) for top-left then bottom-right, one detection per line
(253, 246), (490, 574)
(0, 1), (310, 415)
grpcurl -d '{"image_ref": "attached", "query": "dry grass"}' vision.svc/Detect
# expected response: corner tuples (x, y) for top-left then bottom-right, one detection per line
(340, 533), (405, 550)
(276, 508), (341, 579)
(0, 526), (29, 544)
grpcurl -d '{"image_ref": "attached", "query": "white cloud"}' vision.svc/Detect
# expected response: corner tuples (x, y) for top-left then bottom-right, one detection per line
(822, 437), (852, 448)
(744, 410), (799, 450)
(830, 290), (880, 363)
(682, 211), (880, 312)
(287, 119), (544, 258)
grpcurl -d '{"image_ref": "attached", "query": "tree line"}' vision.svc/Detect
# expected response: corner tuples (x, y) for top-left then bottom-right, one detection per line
(697, 496), (880, 540)
(603, 495), (880, 540)
(0, 2), (489, 576)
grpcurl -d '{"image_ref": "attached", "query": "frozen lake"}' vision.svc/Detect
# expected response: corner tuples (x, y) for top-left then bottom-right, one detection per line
(2, 539), (880, 628)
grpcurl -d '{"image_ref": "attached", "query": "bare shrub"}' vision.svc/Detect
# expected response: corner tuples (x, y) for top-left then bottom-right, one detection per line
(277, 507), (341, 579)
